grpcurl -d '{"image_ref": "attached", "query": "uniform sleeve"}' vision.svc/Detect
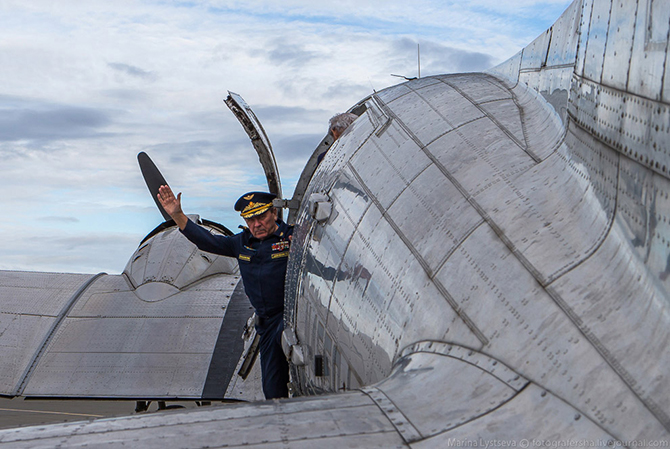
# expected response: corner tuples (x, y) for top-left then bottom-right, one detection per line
(181, 219), (238, 257)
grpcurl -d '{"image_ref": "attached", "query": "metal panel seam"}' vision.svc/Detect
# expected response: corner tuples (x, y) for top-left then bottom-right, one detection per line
(433, 221), (488, 291)
(540, 122), (669, 430)
(574, 0), (589, 78)
(366, 382), (534, 444)
(314, 178), (376, 331)
(121, 271), (137, 290)
(361, 386), (422, 444)
(485, 72), (568, 159)
(578, 0), (596, 79)
(423, 135), (550, 288)
(347, 162), (489, 347)
(435, 383), (534, 434)
(513, 91), (531, 153)
(13, 272), (107, 396)
(397, 341), (529, 390)
(172, 245), (198, 285)
(370, 139), (428, 206)
(156, 233), (174, 282)
(599, 0), (615, 84)
(544, 284), (670, 431)
(568, 73), (670, 180)
(543, 25), (554, 68)
(662, 7), (670, 102)
(369, 91), (550, 294)
(404, 340), (616, 440)
(437, 78), (541, 162)
(371, 93), (424, 151)
(371, 90), (597, 292)
(369, 94), (394, 137)
(511, 48), (525, 89)
(422, 116), (486, 149)
(179, 271), (239, 291)
(623, 0), (641, 93)
(519, 63), (577, 73)
(541, 121), (619, 284)
(328, 185), (375, 296)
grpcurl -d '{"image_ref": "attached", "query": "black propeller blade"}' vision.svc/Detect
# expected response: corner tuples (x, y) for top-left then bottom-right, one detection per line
(138, 151), (172, 222)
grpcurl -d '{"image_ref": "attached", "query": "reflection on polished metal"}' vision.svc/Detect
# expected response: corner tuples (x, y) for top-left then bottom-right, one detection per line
(1, 0), (670, 446)
(0, 216), (249, 400)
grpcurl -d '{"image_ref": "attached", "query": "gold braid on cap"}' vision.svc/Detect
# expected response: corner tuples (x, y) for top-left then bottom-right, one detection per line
(240, 201), (271, 218)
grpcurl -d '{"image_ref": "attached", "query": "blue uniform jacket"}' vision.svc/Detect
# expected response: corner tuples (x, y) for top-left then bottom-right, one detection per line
(181, 219), (293, 319)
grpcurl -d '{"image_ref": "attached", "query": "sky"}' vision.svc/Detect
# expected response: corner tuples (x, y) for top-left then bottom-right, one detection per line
(0, 0), (573, 274)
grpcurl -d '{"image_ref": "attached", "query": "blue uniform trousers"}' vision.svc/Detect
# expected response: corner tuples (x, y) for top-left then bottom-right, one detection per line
(256, 313), (289, 399)
(181, 219), (292, 399)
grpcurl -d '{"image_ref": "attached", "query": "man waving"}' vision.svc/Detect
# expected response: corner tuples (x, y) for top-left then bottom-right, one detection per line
(158, 185), (292, 399)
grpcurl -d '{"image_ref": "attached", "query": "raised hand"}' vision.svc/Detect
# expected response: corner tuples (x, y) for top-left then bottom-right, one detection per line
(157, 185), (188, 229)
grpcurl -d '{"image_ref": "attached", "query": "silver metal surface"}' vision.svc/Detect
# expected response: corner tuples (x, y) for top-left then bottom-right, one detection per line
(414, 385), (613, 449)
(0, 272), (95, 396)
(0, 221), (247, 400)
(288, 132), (338, 225)
(370, 342), (529, 441)
(3, 0), (670, 446)
(23, 275), (238, 398)
(0, 393), (406, 448)
(0, 344), (613, 448)
(285, 0), (670, 442)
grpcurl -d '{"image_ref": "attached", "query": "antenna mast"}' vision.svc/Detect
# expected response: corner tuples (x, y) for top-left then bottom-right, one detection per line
(417, 43), (421, 79)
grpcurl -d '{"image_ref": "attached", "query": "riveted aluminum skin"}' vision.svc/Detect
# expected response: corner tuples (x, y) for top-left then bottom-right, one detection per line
(0, 272), (95, 396)
(2, 0), (670, 446)
(284, 0), (670, 442)
(0, 221), (247, 400)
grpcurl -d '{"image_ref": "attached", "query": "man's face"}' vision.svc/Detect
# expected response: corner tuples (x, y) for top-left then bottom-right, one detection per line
(245, 208), (278, 240)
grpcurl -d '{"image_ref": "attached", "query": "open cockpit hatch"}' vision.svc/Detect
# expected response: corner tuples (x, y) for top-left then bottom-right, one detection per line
(224, 91), (367, 224)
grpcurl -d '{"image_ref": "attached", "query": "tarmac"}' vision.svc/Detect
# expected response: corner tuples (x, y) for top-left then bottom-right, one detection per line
(0, 398), (205, 430)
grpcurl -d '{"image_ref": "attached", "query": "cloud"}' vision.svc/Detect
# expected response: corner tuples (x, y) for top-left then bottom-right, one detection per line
(38, 216), (80, 223)
(0, 230), (141, 274)
(322, 82), (372, 103)
(253, 105), (327, 125)
(265, 41), (320, 68)
(392, 38), (495, 76)
(0, 0), (573, 274)
(141, 139), (243, 165)
(108, 63), (158, 81)
(0, 97), (114, 142)
(101, 89), (151, 102)
(274, 133), (324, 160)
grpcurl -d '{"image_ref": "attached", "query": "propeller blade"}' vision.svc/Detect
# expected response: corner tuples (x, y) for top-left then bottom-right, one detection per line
(138, 151), (172, 222)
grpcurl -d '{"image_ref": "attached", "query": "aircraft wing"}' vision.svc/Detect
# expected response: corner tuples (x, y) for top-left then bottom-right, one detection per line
(0, 343), (615, 447)
(2, 0), (670, 444)
(0, 225), (251, 400)
(0, 271), (101, 397)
